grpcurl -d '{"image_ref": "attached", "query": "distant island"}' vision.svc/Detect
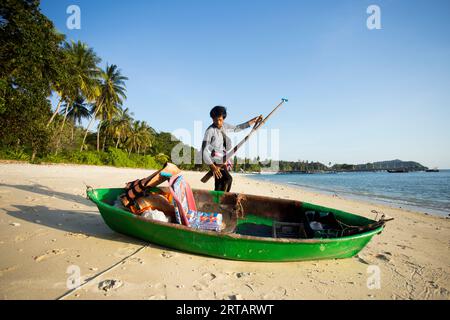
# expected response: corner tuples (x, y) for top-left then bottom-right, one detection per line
(256, 159), (429, 174)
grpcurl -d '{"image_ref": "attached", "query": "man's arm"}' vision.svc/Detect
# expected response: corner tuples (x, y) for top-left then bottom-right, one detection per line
(223, 115), (263, 133)
(223, 121), (250, 133)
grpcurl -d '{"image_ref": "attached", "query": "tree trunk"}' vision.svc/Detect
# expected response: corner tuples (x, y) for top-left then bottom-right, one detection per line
(97, 124), (101, 152)
(102, 134), (107, 152)
(115, 132), (121, 148)
(55, 101), (70, 154)
(31, 148), (37, 162)
(80, 108), (98, 151)
(47, 97), (63, 127)
(71, 114), (76, 141)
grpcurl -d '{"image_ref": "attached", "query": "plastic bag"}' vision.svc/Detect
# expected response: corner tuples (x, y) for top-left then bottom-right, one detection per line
(141, 209), (169, 223)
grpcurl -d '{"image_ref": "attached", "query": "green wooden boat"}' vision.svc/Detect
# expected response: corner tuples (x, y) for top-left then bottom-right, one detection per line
(87, 187), (386, 262)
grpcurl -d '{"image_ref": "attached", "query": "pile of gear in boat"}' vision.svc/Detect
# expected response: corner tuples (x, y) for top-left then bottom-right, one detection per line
(114, 163), (225, 232)
(272, 211), (346, 239)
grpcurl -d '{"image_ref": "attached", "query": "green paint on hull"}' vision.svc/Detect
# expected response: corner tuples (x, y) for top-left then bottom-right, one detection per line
(87, 188), (384, 262)
(209, 190), (225, 204)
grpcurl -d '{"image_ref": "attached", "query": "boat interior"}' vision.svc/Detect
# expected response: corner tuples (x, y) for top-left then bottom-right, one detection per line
(118, 187), (385, 240)
(191, 188), (384, 239)
(101, 186), (386, 240)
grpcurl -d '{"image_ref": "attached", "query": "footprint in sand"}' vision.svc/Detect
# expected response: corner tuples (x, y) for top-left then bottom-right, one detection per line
(34, 249), (66, 262)
(192, 284), (203, 291)
(439, 287), (449, 297)
(192, 272), (217, 290)
(375, 253), (392, 262)
(65, 232), (89, 239)
(235, 272), (254, 279)
(161, 251), (177, 258)
(201, 272), (217, 281)
(98, 279), (123, 292)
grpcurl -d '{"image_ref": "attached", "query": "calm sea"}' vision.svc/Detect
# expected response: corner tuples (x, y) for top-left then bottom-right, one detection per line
(249, 170), (450, 217)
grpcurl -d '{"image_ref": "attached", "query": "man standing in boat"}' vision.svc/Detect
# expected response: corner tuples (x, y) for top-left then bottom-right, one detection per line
(202, 106), (262, 192)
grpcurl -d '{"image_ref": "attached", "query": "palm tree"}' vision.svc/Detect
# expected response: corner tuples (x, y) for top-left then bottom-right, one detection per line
(53, 42), (100, 153)
(128, 120), (141, 155)
(61, 97), (91, 141)
(81, 64), (127, 151)
(53, 86), (77, 153)
(48, 41), (100, 127)
(65, 40), (101, 101)
(155, 153), (169, 164)
(47, 56), (74, 127)
(137, 121), (154, 155)
(111, 107), (133, 148)
(98, 119), (113, 152)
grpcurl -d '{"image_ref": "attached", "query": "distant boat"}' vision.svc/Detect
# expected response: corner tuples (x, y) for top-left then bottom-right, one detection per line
(425, 168), (439, 172)
(387, 169), (409, 173)
(260, 171), (278, 175)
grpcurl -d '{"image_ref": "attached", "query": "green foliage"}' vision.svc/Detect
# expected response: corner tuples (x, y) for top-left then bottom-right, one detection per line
(0, 147), (161, 170)
(131, 154), (161, 169)
(69, 151), (105, 165)
(155, 153), (169, 165)
(106, 148), (161, 169)
(0, 0), (66, 160)
(107, 147), (135, 167)
(0, 148), (31, 161)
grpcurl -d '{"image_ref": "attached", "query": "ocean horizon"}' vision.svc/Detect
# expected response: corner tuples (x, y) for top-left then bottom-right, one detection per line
(248, 170), (450, 217)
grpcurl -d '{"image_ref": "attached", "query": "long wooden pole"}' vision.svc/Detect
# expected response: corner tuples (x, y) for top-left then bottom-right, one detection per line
(201, 98), (288, 183)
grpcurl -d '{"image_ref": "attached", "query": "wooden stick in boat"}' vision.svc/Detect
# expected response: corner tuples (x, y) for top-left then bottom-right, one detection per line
(201, 98), (288, 183)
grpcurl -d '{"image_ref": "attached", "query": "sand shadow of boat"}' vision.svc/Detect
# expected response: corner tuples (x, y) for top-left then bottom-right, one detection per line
(0, 182), (91, 207)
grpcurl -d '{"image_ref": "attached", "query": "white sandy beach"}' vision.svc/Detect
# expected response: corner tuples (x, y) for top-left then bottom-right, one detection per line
(0, 162), (448, 300)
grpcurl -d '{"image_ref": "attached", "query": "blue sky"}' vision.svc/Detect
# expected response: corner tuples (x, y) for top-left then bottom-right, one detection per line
(40, 0), (450, 168)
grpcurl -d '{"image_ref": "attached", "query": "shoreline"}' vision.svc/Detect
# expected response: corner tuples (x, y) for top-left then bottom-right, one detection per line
(247, 172), (450, 218)
(0, 163), (449, 299)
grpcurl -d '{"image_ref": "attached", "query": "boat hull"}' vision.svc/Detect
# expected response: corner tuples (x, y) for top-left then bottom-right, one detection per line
(87, 188), (383, 262)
